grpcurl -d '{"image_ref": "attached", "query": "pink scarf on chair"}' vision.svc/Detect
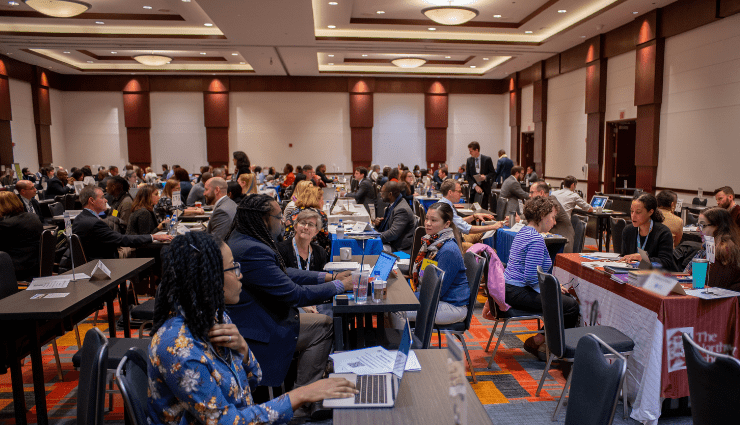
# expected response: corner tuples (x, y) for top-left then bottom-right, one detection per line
(466, 243), (510, 319)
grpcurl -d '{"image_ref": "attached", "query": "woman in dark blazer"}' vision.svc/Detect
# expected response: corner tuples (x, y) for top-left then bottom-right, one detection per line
(127, 185), (168, 235)
(621, 193), (678, 271)
(0, 192), (43, 281)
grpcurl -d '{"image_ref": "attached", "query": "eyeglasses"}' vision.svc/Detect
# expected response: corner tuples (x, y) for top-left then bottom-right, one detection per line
(296, 221), (318, 229)
(224, 261), (242, 278)
(697, 222), (711, 231)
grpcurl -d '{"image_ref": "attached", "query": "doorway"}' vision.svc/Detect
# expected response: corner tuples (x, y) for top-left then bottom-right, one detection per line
(604, 120), (636, 194)
(520, 131), (535, 170)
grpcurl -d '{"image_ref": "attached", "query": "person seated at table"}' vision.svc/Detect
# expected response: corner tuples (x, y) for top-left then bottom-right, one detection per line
(173, 167), (193, 203)
(439, 180), (504, 251)
(551, 175), (592, 218)
(71, 186), (172, 262)
(525, 166), (538, 183)
(154, 178), (203, 222)
(285, 185), (331, 253)
(682, 208), (740, 292)
(44, 166), (73, 199)
(284, 180), (312, 221)
(714, 186), (740, 228)
(656, 190), (683, 248)
(505, 196), (580, 357)
(0, 192), (42, 281)
(15, 179), (43, 222)
(186, 172), (211, 206)
(378, 166), (390, 186)
(227, 181), (244, 205)
(388, 168), (400, 182)
(106, 176), (133, 229)
(500, 166), (530, 216)
(127, 185), (169, 235)
(226, 194), (353, 394)
(21, 167), (36, 183)
(238, 172), (258, 197)
(454, 164), (466, 180)
(205, 177), (237, 242)
(372, 181), (416, 254)
(529, 181), (575, 253)
(148, 232), (357, 425)
(433, 167), (448, 190)
(621, 193), (679, 271)
(343, 167), (376, 205)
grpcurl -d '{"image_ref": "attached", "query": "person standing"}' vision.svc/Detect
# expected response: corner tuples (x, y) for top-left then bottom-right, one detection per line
(465, 141), (496, 209)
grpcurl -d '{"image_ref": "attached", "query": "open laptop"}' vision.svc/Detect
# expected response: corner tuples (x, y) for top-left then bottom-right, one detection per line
(323, 318), (412, 408)
(637, 248), (653, 270)
(590, 195), (608, 209)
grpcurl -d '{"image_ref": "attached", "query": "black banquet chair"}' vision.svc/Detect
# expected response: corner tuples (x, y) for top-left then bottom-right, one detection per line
(610, 217), (627, 254)
(77, 328), (108, 425)
(116, 347), (150, 425)
(682, 333), (740, 425)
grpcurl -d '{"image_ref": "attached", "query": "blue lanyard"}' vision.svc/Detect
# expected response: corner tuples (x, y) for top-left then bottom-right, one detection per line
(636, 219), (654, 251)
(292, 238), (312, 271)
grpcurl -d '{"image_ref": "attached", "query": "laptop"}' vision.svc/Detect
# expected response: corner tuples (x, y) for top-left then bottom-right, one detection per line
(590, 195), (608, 209)
(323, 318), (412, 408)
(637, 248), (653, 270)
(370, 251), (399, 281)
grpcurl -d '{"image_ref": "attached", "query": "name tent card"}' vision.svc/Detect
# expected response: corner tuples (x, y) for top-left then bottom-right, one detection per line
(90, 260), (112, 279)
(472, 202), (481, 211)
(172, 190), (182, 207)
(642, 273), (686, 296)
(705, 236), (716, 263)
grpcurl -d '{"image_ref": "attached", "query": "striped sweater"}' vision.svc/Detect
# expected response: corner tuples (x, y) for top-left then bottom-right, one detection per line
(503, 225), (552, 293)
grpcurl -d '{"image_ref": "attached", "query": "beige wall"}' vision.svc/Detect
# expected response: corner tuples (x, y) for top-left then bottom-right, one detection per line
(446, 94), (506, 171)
(9, 79), (36, 172)
(150, 92), (207, 173)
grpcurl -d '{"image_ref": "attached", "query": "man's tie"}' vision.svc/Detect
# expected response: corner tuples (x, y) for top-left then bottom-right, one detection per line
(476, 158), (480, 172)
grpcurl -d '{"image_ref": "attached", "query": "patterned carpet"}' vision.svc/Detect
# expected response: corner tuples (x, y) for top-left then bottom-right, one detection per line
(0, 293), (692, 425)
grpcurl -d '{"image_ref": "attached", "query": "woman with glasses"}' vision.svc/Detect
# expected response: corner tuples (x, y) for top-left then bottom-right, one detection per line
(621, 193), (678, 271)
(685, 207), (740, 291)
(148, 232), (356, 425)
(284, 186), (331, 253)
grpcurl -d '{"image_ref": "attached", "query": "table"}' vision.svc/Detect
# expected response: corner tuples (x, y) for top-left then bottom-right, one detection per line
(414, 195), (442, 212)
(333, 349), (492, 425)
(681, 203), (709, 215)
(332, 255), (419, 351)
(492, 227), (567, 265)
(0, 257), (155, 425)
(573, 209), (629, 252)
(331, 233), (383, 257)
(179, 213), (211, 222)
(604, 194), (634, 213)
(329, 204), (371, 225)
(552, 254), (740, 424)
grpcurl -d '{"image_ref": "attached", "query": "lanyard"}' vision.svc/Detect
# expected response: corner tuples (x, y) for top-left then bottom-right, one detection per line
(292, 238), (312, 271)
(637, 219), (654, 251)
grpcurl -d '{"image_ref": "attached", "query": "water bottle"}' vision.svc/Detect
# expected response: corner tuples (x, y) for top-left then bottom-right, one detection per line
(427, 186), (433, 197)
(336, 219), (344, 239)
(325, 200), (331, 213)
(169, 212), (178, 236)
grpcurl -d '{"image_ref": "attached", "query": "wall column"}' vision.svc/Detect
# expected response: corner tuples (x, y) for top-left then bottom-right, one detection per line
(348, 78), (374, 170)
(0, 57), (12, 168)
(508, 74), (521, 164)
(634, 10), (664, 192)
(425, 79), (448, 172)
(533, 61), (547, 178)
(584, 35), (607, 200)
(31, 66), (52, 166)
(204, 77), (230, 168)
(122, 77), (151, 168)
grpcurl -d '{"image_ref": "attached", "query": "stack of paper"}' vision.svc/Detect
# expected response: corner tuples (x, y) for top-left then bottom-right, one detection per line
(330, 346), (421, 375)
(26, 274), (91, 290)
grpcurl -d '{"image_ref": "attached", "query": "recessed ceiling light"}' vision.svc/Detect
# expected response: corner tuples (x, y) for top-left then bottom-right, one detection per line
(328, 54), (334, 57)
(633, 11), (639, 14)
(95, 21), (104, 25)
(483, 57), (489, 60)
(445, 56), (451, 58)
(525, 30), (533, 34)
(232, 53), (238, 56)
(328, 1), (337, 4)
(182, 0), (191, 2)
(240, 62), (245, 64)
(493, 14), (501, 18)
(470, 66), (476, 68)
(200, 52), (206, 55)
(204, 23), (213, 27)
(328, 25), (336, 28)
(143, 5), (152, 9)
(428, 27), (436, 31)
(87, 61), (93, 63)
(558, 10), (567, 13)
(376, 11), (384, 14)
(63, 51), (70, 54)
(581, 35), (586, 38)
(8, 1), (19, 5)
(111, 51), (117, 54)
(362, 54), (368, 57)
(328, 63), (334, 65)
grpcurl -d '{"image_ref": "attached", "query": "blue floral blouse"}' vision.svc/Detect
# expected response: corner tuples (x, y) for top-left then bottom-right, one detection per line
(147, 313), (293, 425)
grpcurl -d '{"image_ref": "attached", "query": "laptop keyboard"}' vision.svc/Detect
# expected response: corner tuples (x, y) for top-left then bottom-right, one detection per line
(354, 374), (386, 404)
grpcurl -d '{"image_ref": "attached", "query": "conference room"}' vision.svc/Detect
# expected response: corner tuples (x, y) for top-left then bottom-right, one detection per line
(1, 0), (739, 424)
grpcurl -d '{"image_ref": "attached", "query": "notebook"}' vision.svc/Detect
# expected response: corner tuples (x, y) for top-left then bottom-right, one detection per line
(323, 318), (412, 408)
(590, 195), (608, 209)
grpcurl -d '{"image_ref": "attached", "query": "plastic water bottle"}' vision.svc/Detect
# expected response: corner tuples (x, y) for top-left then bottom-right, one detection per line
(336, 219), (344, 239)
(427, 186), (433, 197)
(325, 200), (331, 213)
(169, 213), (178, 236)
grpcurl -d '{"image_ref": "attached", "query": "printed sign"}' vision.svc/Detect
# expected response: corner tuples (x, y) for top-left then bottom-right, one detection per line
(666, 327), (694, 373)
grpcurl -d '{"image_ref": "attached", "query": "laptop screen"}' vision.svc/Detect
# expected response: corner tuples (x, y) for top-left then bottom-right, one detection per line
(371, 252), (399, 281)
(392, 318), (412, 379)
(591, 195), (608, 208)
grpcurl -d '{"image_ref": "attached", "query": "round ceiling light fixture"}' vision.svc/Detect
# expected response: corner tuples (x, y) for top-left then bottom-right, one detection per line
(391, 58), (427, 68)
(422, 4), (478, 25)
(133, 54), (172, 66)
(23, 0), (91, 18)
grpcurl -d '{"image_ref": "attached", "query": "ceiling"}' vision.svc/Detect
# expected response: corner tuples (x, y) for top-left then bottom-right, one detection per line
(0, 0), (677, 78)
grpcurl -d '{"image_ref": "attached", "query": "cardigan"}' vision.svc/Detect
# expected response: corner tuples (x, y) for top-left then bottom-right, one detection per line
(621, 221), (679, 271)
(426, 239), (469, 307)
(277, 237), (329, 272)
(126, 208), (159, 235)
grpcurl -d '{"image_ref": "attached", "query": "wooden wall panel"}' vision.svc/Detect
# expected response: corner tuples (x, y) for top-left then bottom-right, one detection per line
(660, 0), (719, 39)
(426, 128), (446, 165)
(509, 90), (521, 127)
(533, 79), (547, 123)
(636, 104), (660, 167)
(349, 93), (373, 128)
(545, 55), (560, 79)
(204, 77), (229, 93)
(604, 20), (637, 58)
(148, 76), (204, 92)
(206, 127), (229, 166)
(0, 120), (11, 166)
(230, 76), (347, 92)
(510, 126), (520, 164)
(375, 78), (426, 93)
(518, 62), (542, 88)
(203, 92), (229, 128)
(425, 94), (448, 128)
(34, 86), (51, 126)
(719, 0), (740, 17)
(123, 93), (151, 128)
(351, 128), (372, 167)
(449, 79), (506, 94)
(122, 77), (150, 93)
(586, 113), (605, 165)
(560, 36), (601, 74)
(0, 77), (10, 121)
(35, 124), (52, 166)
(349, 77), (375, 94)
(636, 9), (660, 45)
(635, 39), (665, 106)
(126, 128), (151, 165)
(534, 121), (546, 177)
(585, 59), (607, 114)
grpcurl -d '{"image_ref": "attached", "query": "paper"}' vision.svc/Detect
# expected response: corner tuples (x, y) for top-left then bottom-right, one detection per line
(31, 292), (70, 299)
(457, 209), (474, 215)
(90, 260), (112, 279)
(685, 287), (740, 300)
(583, 252), (622, 260)
(324, 262), (360, 271)
(675, 199), (683, 213)
(472, 202), (481, 211)
(330, 346), (421, 375)
(172, 190), (182, 207)
(481, 229), (496, 240)
(351, 222), (368, 232)
(73, 181), (85, 195)
(26, 274), (91, 290)
(705, 236), (715, 263)
(473, 174), (484, 183)
(509, 222), (525, 233)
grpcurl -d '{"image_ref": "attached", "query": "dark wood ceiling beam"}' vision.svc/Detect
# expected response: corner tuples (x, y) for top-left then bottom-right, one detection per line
(0, 11), (185, 20)
(0, 31), (226, 39)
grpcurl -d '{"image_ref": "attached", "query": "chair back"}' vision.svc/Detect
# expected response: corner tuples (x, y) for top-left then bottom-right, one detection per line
(564, 334), (626, 425)
(115, 347), (150, 425)
(686, 212), (699, 226)
(496, 196), (507, 220)
(417, 204), (426, 226)
(64, 193), (77, 210)
(413, 199), (422, 216)
(39, 229), (57, 277)
(409, 227), (426, 265)
(0, 252), (19, 300)
(49, 201), (65, 217)
(682, 333), (740, 425)
(77, 328), (108, 425)
(537, 267), (567, 358)
(460, 252), (486, 330)
(692, 197), (708, 206)
(570, 215), (586, 253)
(576, 189), (584, 199)
(415, 264), (444, 348)
(632, 189), (644, 200)
(605, 199), (613, 209)
(70, 234), (88, 264)
(610, 218), (627, 254)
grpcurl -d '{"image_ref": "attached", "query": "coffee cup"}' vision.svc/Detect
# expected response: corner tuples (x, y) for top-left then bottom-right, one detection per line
(340, 247), (352, 261)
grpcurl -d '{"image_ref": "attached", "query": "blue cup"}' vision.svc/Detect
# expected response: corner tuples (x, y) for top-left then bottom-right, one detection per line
(692, 259), (709, 289)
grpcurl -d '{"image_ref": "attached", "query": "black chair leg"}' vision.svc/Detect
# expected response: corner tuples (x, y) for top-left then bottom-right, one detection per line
(485, 320), (500, 352)
(437, 329), (442, 348)
(487, 320), (509, 368)
(457, 334), (476, 384)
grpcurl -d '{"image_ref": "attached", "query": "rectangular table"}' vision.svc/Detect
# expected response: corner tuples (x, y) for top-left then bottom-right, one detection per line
(332, 255), (419, 351)
(552, 253), (740, 424)
(334, 349), (491, 424)
(331, 233), (383, 257)
(0, 257), (155, 425)
(573, 209), (629, 252)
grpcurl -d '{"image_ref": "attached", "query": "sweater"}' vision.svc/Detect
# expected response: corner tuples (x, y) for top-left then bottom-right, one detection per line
(424, 240), (470, 307)
(621, 221), (679, 271)
(503, 226), (552, 292)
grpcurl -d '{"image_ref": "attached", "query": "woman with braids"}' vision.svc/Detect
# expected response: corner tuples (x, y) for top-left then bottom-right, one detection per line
(505, 196), (580, 357)
(226, 194), (353, 396)
(148, 232), (357, 425)
(621, 193), (678, 271)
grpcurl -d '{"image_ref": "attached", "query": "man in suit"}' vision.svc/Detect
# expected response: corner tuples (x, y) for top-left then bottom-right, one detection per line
(44, 167), (73, 200)
(226, 194), (352, 392)
(15, 180), (43, 222)
(186, 172), (211, 206)
(465, 141), (496, 209)
(529, 181), (575, 253)
(344, 166), (376, 205)
(21, 167), (36, 183)
(494, 149), (514, 185)
(433, 167), (448, 190)
(500, 166), (529, 216)
(204, 177), (237, 241)
(72, 186), (171, 261)
(372, 181), (415, 253)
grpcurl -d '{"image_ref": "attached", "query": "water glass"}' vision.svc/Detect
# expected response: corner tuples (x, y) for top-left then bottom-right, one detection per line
(356, 271), (369, 304)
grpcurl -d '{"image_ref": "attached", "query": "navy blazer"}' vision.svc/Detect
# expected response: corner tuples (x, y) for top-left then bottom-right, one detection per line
(71, 209), (152, 260)
(495, 156), (514, 184)
(226, 232), (338, 386)
(466, 155), (496, 189)
(45, 177), (73, 200)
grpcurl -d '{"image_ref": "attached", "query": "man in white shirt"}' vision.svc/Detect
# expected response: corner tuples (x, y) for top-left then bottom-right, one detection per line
(15, 180), (43, 222)
(439, 180), (503, 250)
(551, 175), (592, 218)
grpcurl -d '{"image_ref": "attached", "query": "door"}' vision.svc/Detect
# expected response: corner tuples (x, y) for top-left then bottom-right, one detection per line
(604, 121), (636, 193)
(520, 131), (535, 171)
